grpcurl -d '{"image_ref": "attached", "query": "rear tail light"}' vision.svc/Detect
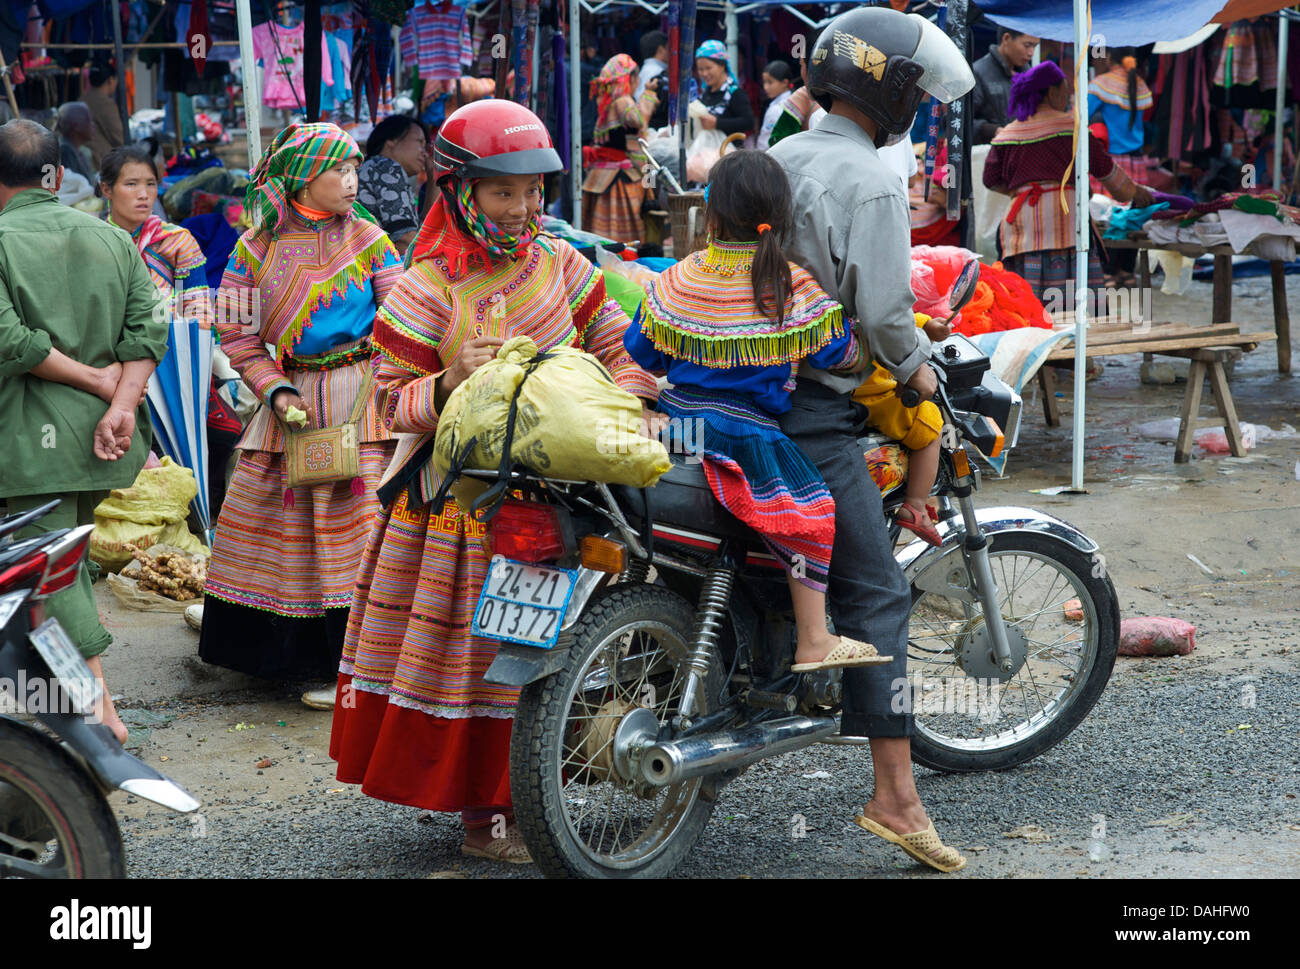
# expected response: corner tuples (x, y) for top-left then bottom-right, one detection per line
(484, 501), (571, 564)
(0, 552), (46, 594)
(37, 532), (92, 596)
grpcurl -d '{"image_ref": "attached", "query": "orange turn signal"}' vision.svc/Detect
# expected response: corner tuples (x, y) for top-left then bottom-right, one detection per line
(580, 535), (628, 574)
(951, 448), (971, 478)
(987, 419), (1005, 459)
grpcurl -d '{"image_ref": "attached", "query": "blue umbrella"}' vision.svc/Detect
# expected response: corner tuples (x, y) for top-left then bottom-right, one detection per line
(146, 316), (214, 537)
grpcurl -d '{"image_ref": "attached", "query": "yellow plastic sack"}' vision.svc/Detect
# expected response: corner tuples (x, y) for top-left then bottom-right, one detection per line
(433, 336), (670, 491)
(90, 457), (207, 571)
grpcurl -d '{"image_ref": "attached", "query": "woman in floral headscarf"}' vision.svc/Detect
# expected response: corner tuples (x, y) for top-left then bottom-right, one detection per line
(692, 40), (755, 142)
(582, 52), (660, 242)
(198, 122), (404, 709)
(330, 100), (658, 864)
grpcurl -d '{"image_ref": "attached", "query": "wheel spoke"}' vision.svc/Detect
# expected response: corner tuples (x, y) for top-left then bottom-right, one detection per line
(911, 548), (1102, 755)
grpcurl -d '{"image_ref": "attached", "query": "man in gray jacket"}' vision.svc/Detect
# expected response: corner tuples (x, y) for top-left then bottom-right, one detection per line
(770, 6), (973, 872)
(972, 25), (1039, 144)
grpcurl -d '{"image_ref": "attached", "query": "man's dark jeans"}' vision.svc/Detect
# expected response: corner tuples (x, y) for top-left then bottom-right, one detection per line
(779, 381), (914, 737)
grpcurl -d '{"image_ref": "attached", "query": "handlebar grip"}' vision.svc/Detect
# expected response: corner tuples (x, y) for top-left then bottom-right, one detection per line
(896, 386), (922, 408)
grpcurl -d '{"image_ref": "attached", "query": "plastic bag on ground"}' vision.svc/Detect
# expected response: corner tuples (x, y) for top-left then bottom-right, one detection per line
(90, 457), (206, 571)
(434, 336), (671, 492)
(1118, 617), (1196, 657)
(1135, 418), (1260, 452)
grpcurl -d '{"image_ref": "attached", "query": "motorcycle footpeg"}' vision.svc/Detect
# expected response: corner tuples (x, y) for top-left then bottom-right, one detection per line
(740, 689), (798, 713)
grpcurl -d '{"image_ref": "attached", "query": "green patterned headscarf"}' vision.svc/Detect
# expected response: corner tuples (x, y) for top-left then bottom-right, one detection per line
(246, 122), (373, 236)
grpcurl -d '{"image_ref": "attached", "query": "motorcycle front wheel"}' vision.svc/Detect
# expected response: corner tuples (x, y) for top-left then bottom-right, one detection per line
(510, 584), (722, 878)
(906, 532), (1120, 773)
(0, 717), (125, 878)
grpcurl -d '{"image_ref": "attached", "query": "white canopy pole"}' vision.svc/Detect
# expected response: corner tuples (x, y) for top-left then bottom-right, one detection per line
(725, 2), (739, 80)
(1275, 13), (1290, 193)
(570, 0), (583, 229)
(235, 0), (261, 167)
(1071, 0), (1090, 491)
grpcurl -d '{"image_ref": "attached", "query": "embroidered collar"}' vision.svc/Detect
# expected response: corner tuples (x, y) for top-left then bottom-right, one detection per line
(699, 239), (760, 275)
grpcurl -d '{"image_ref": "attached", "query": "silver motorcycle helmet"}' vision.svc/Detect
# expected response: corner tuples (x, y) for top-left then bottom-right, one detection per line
(808, 8), (975, 148)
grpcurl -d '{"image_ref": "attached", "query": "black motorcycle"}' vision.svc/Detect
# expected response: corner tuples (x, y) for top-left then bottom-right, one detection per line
(450, 269), (1119, 877)
(0, 500), (199, 878)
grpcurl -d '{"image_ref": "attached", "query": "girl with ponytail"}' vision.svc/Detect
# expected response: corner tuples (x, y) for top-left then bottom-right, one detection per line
(1088, 47), (1156, 285)
(624, 150), (892, 674)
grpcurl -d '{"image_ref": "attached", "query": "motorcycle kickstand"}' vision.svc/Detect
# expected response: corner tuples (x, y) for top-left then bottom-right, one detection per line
(952, 490), (1016, 674)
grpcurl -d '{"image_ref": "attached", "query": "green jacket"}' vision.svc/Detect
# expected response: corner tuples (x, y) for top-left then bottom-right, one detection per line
(0, 189), (169, 499)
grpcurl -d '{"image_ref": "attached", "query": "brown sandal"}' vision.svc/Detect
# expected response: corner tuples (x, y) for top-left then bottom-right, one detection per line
(854, 815), (967, 873)
(461, 824), (533, 865)
(791, 637), (893, 673)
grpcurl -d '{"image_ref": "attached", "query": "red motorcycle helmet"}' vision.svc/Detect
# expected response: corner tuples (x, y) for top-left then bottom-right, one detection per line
(430, 100), (563, 180)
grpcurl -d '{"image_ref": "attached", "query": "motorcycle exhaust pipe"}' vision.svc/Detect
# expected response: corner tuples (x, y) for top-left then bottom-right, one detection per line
(640, 715), (836, 787)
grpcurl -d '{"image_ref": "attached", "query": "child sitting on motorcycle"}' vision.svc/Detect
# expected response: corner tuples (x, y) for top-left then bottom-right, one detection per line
(852, 313), (951, 546)
(624, 150), (890, 673)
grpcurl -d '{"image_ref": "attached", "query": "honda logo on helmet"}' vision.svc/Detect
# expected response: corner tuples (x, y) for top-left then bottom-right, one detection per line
(503, 123), (542, 135)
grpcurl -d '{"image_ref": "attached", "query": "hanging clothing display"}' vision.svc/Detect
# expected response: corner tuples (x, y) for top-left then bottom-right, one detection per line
(1213, 19), (1278, 91)
(1151, 48), (1214, 163)
(399, 2), (468, 81)
(321, 30), (354, 112)
(251, 20), (334, 111)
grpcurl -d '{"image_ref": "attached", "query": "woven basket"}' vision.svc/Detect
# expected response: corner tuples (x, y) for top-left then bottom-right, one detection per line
(666, 191), (708, 258)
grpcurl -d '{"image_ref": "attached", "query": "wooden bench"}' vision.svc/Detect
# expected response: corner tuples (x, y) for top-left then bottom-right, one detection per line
(1107, 237), (1292, 375)
(1038, 322), (1278, 463)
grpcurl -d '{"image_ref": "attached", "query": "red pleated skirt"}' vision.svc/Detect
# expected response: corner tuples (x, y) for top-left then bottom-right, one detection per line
(330, 673), (513, 811)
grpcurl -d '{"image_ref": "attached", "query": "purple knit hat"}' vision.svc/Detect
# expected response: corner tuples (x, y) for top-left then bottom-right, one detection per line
(1007, 61), (1067, 122)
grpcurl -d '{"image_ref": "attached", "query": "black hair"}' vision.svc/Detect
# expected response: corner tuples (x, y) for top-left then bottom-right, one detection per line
(0, 118), (59, 188)
(998, 27), (1031, 42)
(764, 60), (793, 84)
(366, 115), (426, 159)
(640, 30), (668, 62)
(1111, 47), (1141, 130)
(98, 144), (159, 188)
(704, 150), (794, 325)
(88, 59), (116, 88)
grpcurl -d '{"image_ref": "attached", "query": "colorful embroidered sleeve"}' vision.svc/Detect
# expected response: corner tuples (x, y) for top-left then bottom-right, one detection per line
(172, 231), (215, 331)
(558, 241), (658, 400)
(371, 260), (451, 433)
(617, 91), (656, 132)
(369, 240), (405, 308)
(215, 235), (294, 404)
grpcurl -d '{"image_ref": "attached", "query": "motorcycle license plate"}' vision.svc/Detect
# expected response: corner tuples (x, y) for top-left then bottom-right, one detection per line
(28, 618), (102, 716)
(472, 556), (576, 649)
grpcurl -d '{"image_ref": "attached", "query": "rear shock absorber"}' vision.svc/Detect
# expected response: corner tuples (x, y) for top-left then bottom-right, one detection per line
(618, 558), (651, 585)
(678, 564), (734, 723)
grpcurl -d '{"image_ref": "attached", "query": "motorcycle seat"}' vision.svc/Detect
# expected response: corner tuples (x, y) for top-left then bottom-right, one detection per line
(611, 455), (756, 543)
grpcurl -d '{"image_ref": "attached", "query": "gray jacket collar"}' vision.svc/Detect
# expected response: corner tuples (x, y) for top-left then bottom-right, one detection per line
(812, 112), (882, 156)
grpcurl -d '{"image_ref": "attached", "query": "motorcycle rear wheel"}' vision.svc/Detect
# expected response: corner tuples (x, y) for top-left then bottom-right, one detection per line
(510, 584), (722, 878)
(0, 717), (124, 878)
(906, 532), (1120, 773)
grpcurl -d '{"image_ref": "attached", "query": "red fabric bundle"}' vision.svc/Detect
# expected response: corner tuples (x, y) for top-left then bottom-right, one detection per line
(909, 246), (1052, 336)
